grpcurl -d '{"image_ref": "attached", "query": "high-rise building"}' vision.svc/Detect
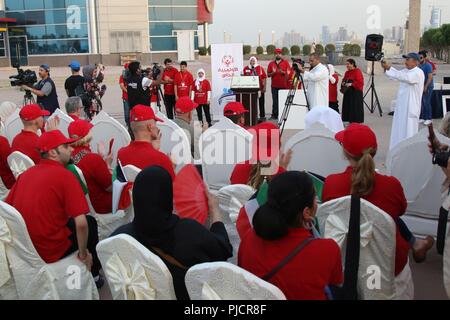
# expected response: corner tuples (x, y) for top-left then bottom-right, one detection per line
(321, 26), (331, 44)
(336, 27), (349, 42)
(281, 30), (303, 48)
(392, 26), (404, 42)
(430, 6), (442, 29)
(383, 28), (393, 40)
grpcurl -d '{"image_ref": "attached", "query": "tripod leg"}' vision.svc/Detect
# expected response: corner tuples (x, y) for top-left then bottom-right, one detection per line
(373, 85), (383, 116)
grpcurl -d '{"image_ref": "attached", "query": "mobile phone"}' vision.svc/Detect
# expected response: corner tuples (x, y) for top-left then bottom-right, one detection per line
(108, 138), (115, 155)
(428, 123), (440, 153)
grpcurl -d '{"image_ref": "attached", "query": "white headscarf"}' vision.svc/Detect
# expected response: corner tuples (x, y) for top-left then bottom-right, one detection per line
(305, 106), (344, 133)
(249, 56), (259, 68)
(195, 68), (206, 91)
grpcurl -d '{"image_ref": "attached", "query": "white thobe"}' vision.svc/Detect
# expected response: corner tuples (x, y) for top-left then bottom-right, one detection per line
(386, 66), (424, 150)
(303, 63), (329, 109)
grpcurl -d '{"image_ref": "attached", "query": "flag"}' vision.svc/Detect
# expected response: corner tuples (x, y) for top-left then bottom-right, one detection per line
(112, 160), (132, 214)
(306, 171), (325, 203)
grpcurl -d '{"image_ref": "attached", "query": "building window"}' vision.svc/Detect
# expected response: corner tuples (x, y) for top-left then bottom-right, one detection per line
(0, 33), (6, 57)
(110, 31), (142, 53)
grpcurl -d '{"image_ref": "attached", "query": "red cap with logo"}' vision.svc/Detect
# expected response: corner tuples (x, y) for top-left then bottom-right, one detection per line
(37, 130), (78, 152)
(175, 97), (198, 114)
(130, 105), (163, 123)
(19, 104), (50, 121)
(68, 120), (93, 139)
(223, 102), (248, 116)
(275, 48), (283, 54)
(335, 124), (378, 157)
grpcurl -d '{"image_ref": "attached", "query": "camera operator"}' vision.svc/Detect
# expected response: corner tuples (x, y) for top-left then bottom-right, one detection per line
(21, 64), (59, 114)
(127, 61), (162, 109)
(296, 53), (329, 109)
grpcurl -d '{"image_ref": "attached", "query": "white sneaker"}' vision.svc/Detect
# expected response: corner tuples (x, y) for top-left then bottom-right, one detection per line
(424, 120), (432, 126)
(419, 119), (425, 124)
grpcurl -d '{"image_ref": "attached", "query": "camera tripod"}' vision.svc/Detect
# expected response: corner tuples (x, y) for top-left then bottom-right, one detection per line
(151, 85), (167, 113)
(363, 61), (383, 117)
(278, 65), (310, 137)
(22, 89), (36, 106)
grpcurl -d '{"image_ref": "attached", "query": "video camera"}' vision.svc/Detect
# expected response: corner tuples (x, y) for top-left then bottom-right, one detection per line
(9, 63), (38, 87)
(291, 57), (306, 73)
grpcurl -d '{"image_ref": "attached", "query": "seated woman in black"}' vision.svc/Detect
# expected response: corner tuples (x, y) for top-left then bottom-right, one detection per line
(111, 166), (233, 300)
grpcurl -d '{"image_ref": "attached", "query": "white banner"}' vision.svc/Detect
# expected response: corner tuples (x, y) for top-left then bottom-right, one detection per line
(211, 43), (244, 119)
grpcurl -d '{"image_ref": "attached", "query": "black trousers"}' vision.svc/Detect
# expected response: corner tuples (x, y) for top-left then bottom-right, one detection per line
(165, 94), (176, 120)
(259, 92), (266, 118)
(397, 218), (416, 247)
(62, 216), (101, 277)
(196, 104), (212, 127)
(329, 101), (340, 114)
(271, 88), (281, 118)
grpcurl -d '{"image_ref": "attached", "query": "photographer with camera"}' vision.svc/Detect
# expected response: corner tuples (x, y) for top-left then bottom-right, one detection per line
(296, 53), (329, 109)
(21, 64), (59, 114)
(126, 61), (162, 110)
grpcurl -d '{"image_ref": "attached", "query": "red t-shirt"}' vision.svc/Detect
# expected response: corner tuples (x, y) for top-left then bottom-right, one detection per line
(238, 228), (343, 300)
(343, 68), (364, 92)
(72, 147), (112, 214)
(243, 65), (267, 90)
(117, 141), (175, 180)
(119, 75), (128, 101)
(230, 161), (286, 185)
(322, 166), (409, 276)
(11, 130), (41, 164)
(5, 159), (90, 263)
(193, 79), (212, 105)
(329, 74), (339, 102)
(163, 67), (179, 96)
(268, 60), (291, 89)
(0, 136), (16, 189)
(174, 71), (194, 98)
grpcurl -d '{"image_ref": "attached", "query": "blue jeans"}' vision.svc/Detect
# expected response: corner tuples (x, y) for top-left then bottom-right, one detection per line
(123, 99), (130, 127)
(421, 86), (433, 121)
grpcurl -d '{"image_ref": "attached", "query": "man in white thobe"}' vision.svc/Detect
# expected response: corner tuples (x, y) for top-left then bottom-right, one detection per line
(298, 53), (329, 109)
(382, 52), (424, 150)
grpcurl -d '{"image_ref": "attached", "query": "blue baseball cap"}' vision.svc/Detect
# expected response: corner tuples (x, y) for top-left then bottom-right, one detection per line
(402, 52), (420, 61)
(68, 60), (81, 71)
(40, 64), (50, 72)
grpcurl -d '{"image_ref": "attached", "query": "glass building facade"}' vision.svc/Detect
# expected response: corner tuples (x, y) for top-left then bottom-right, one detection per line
(5, 0), (89, 55)
(149, 0), (199, 52)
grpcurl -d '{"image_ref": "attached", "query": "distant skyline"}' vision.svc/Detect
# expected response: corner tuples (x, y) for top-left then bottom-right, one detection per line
(209, 0), (450, 45)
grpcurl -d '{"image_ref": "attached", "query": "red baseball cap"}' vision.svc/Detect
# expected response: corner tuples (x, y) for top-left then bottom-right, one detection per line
(130, 105), (163, 123)
(250, 122), (280, 161)
(275, 48), (283, 54)
(224, 102), (248, 116)
(68, 120), (93, 139)
(175, 97), (198, 114)
(37, 130), (78, 152)
(335, 124), (378, 157)
(19, 104), (50, 121)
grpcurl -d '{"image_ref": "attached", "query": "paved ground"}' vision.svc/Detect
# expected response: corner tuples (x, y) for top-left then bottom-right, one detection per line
(0, 59), (449, 300)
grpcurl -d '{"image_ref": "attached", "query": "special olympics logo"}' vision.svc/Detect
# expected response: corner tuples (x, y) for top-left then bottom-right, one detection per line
(221, 55), (234, 68)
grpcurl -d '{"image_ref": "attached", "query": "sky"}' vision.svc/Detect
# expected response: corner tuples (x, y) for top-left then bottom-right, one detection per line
(208, 0), (450, 45)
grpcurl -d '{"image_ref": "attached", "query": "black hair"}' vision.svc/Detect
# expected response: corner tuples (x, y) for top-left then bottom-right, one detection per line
(253, 171), (316, 241)
(128, 61), (141, 75)
(180, 61), (187, 66)
(225, 114), (244, 124)
(164, 58), (172, 65)
(347, 59), (357, 68)
(418, 50), (428, 58)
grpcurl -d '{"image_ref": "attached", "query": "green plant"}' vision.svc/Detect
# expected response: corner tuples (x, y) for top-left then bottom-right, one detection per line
(315, 44), (324, 56)
(303, 44), (312, 55)
(207, 45), (211, 56)
(282, 47), (290, 56)
(198, 47), (207, 56)
(266, 45), (276, 55)
(256, 46), (264, 55)
(290, 45), (301, 55)
(325, 44), (336, 54)
(243, 45), (252, 55)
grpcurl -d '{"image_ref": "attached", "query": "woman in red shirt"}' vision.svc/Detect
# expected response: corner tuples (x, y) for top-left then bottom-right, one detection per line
(341, 59), (364, 123)
(192, 68), (212, 127)
(328, 64), (340, 113)
(322, 124), (434, 277)
(238, 171), (343, 300)
(243, 57), (268, 120)
(68, 120), (113, 214)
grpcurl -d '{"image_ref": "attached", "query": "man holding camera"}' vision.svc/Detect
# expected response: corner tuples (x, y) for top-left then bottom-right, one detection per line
(21, 64), (59, 114)
(127, 61), (162, 110)
(297, 53), (329, 109)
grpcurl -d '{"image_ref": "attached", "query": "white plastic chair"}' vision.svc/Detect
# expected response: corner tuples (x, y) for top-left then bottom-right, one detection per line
(0, 200), (98, 300)
(45, 108), (74, 137)
(217, 185), (255, 265)
(7, 151), (35, 179)
(185, 262), (286, 300)
(0, 101), (18, 138)
(283, 123), (348, 178)
(156, 112), (192, 171)
(444, 228), (450, 299)
(90, 111), (131, 165)
(3, 109), (23, 145)
(386, 128), (450, 237)
(73, 165), (131, 241)
(317, 196), (403, 300)
(200, 118), (253, 191)
(96, 234), (177, 300)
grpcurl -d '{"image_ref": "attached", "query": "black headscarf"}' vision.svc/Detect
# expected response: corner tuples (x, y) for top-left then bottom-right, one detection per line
(132, 166), (179, 253)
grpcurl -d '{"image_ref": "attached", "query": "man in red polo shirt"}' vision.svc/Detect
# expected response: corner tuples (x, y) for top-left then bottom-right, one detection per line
(268, 48), (290, 120)
(117, 105), (175, 179)
(6, 130), (102, 283)
(11, 104), (50, 164)
(174, 61), (194, 101)
(162, 58), (179, 120)
(223, 102), (248, 128)
(0, 136), (15, 189)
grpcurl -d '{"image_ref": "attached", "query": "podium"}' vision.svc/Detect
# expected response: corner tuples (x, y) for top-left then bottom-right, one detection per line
(231, 76), (260, 126)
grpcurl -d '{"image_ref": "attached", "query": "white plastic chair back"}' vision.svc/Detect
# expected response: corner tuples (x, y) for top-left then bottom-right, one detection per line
(122, 165), (141, 183)
(73, 165), (130, 241)
(283, 123), (348, 178)
(317, 196), (397, 300)
(7, 151), (35, 179)
(185, 262), (286, 300)
(0, 179), (9, 201)
(217, 184), (255, 265)
(156, 112), (192, 169)
(444, 228), (450, 299)
(200, 118), (253, 191)
(0, 201), (98, 300)
(386, 128), (450, 236)
(0, 101), (18, 126)
(90, 111), (131, 165)
(4, 109), (23, 145)
(46, 108), (74, 137)
(97, 234), (177, 300)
